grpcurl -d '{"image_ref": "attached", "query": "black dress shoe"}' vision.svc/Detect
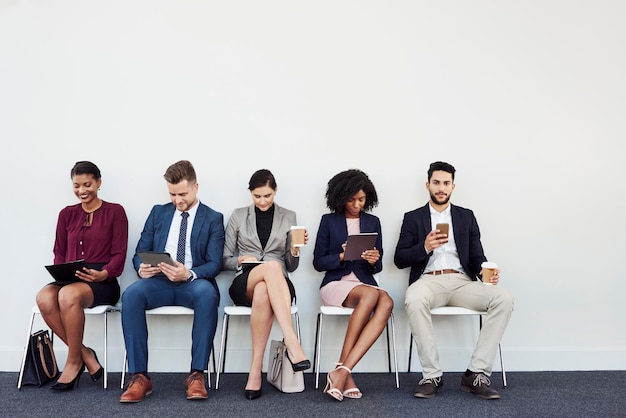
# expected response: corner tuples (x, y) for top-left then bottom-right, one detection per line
(244, 388), (262, 400)
(86, 347), (103, 382)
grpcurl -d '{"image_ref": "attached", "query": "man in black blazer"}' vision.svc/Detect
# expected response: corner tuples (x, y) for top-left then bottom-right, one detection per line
(120, 160), (224, 403)
(394, 161), (513, 400)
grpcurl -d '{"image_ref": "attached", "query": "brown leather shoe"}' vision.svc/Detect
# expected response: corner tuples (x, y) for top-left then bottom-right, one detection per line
(185, 371), (208, 400)
(120, 373), (152, 403)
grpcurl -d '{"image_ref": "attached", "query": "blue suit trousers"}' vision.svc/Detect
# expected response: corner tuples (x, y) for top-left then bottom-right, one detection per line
(121, 276), (219, 373)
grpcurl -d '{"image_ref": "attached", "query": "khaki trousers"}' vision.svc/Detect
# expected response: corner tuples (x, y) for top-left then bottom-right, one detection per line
(405, 273), (514, 379)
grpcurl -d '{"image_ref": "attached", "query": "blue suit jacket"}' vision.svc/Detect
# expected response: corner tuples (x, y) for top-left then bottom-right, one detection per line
(132, 202), (225, 290)
(393, 203), (486, 285)
(313, 211), (383, 289)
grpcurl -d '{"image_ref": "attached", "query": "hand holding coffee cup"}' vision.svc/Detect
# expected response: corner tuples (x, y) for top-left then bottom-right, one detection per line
(289, 226), (307, 256)
(290, 226), (306, 247)
(480, 262), (498, 285)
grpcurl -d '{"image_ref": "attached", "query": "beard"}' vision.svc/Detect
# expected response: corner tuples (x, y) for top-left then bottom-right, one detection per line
(430, 191), (450, 206)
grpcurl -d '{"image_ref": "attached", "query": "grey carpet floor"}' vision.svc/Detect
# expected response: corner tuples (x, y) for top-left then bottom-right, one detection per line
(3, 371), (625, 417)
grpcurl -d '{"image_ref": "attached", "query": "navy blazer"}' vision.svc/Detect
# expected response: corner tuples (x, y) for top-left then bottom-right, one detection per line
(133, 202), (225, 290)
(313, 211), (383, 289)
(393, 203), (486, 286)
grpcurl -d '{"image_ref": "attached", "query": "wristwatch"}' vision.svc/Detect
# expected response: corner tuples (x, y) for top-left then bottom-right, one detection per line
(186, 271), (195, 282)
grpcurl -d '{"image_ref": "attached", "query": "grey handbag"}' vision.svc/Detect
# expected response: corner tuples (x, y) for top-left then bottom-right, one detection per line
(267, 340), (304, 393)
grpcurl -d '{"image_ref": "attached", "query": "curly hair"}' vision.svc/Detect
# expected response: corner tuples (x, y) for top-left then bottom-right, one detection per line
(325, 169), (378, 213)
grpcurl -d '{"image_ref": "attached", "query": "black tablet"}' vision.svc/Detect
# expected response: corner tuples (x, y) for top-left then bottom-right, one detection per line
(343, 233), (378, 261)
(45, 260), (88, 282)
(137, 252), (176, 267)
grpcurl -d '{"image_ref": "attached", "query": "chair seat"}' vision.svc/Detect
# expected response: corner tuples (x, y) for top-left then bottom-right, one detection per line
(319, 305), (353, 315)
(431, 306), (485, 316)
(31, 304), (120, 315)
(145, 306), (194, 315)
(223, 305), (299, 316)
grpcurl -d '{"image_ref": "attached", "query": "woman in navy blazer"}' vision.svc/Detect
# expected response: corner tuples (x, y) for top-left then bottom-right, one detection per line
(223, 169), (310, 400)
(313, 169), (393, 402)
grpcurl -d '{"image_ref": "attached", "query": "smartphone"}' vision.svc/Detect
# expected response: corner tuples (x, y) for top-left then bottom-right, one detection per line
(435, 223), (449, 237)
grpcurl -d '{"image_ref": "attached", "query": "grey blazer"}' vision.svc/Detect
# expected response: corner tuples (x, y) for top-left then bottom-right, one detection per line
(222, 203), (300, 277)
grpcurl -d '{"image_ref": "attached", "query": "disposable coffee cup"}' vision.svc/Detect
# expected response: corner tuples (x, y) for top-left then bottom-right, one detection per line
(290, 226), (306, 247)
(480, 262), (498, 285)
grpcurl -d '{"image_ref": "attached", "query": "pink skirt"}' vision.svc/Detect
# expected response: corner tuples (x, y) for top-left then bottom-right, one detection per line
(319, 273), (379, 307)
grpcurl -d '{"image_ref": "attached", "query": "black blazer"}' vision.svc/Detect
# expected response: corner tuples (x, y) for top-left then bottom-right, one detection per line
(313, 211), (382, 288)
(393, 203), (486, 285)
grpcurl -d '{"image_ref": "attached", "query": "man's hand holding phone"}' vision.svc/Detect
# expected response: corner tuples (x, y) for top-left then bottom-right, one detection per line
(425, 223), (450, 253)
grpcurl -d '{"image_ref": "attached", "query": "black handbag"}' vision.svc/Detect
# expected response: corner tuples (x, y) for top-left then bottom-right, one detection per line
(20, 330), (59, 387)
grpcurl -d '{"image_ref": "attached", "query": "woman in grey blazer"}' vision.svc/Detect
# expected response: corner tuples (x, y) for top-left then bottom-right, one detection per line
(222, 169), (311, 400)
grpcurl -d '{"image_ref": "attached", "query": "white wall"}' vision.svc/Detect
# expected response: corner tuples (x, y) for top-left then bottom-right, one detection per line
(1, 1), (625, 373)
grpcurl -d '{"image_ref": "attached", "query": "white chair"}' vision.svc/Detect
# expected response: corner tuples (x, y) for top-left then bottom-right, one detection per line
(215, 304), (301, 389)
(408, 306), (507, 387)
(120, 306), (215, 390)
(312, 275), (399, 389)
(17, 304), (119, 390)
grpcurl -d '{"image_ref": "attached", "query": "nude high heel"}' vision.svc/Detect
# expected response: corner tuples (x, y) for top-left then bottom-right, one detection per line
(335, 362), (362, 399)
(324, 365), (352, 402)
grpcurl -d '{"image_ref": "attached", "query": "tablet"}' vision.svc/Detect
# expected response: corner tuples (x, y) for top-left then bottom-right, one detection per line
(45, 260), (88, 282)
(343, 233), (378, 261)
(137, 252), (176, 267)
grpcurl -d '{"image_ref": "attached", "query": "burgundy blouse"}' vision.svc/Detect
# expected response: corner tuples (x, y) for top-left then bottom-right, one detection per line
(53, 201), (128, 280)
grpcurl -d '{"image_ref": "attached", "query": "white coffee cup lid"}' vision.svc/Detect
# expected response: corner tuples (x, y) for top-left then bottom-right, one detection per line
(481, 261), (498, 269)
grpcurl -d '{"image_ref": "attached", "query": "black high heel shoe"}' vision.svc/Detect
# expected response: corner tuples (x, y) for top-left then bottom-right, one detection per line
(86, 347), (103, 382)
(50, 363), (85, 391)
(244, 388), (262, 400)
(285, 348), (311, 372)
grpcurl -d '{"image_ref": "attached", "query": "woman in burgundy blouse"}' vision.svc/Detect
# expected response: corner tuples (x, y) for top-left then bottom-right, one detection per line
(36, 161), (128, 391)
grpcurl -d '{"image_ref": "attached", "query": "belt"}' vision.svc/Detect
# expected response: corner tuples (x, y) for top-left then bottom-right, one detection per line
(425, 269), (460, 275)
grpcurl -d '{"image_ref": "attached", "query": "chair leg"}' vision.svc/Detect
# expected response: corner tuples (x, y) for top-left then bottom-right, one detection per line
(206, 347), (212, 389)
(314, 313), (323, 389)
(215, 313), (230, 390)
(499, 343), (507, 387)
(408, 335), (413, 373)
(17, 311), (37, 389)
(103, 310), (108, 390)
(294, 312), (301, 343)
(389, 313), (399, 389)
(121, 351), (127, 390)
(386, 324), (391, 372)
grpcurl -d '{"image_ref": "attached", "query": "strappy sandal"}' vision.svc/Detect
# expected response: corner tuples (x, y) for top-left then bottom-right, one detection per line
(324, 365), (352, 401)
(336, 363), (362, 399)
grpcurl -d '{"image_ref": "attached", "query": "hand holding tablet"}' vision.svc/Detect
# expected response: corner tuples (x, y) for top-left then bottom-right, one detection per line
(137, 252), (176, 267)
(343, 233), (378, 261)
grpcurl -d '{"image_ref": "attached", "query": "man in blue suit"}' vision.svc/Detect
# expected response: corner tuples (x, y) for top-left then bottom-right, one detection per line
(120, 160), (224, 403)
(394, 161), (513, 400)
